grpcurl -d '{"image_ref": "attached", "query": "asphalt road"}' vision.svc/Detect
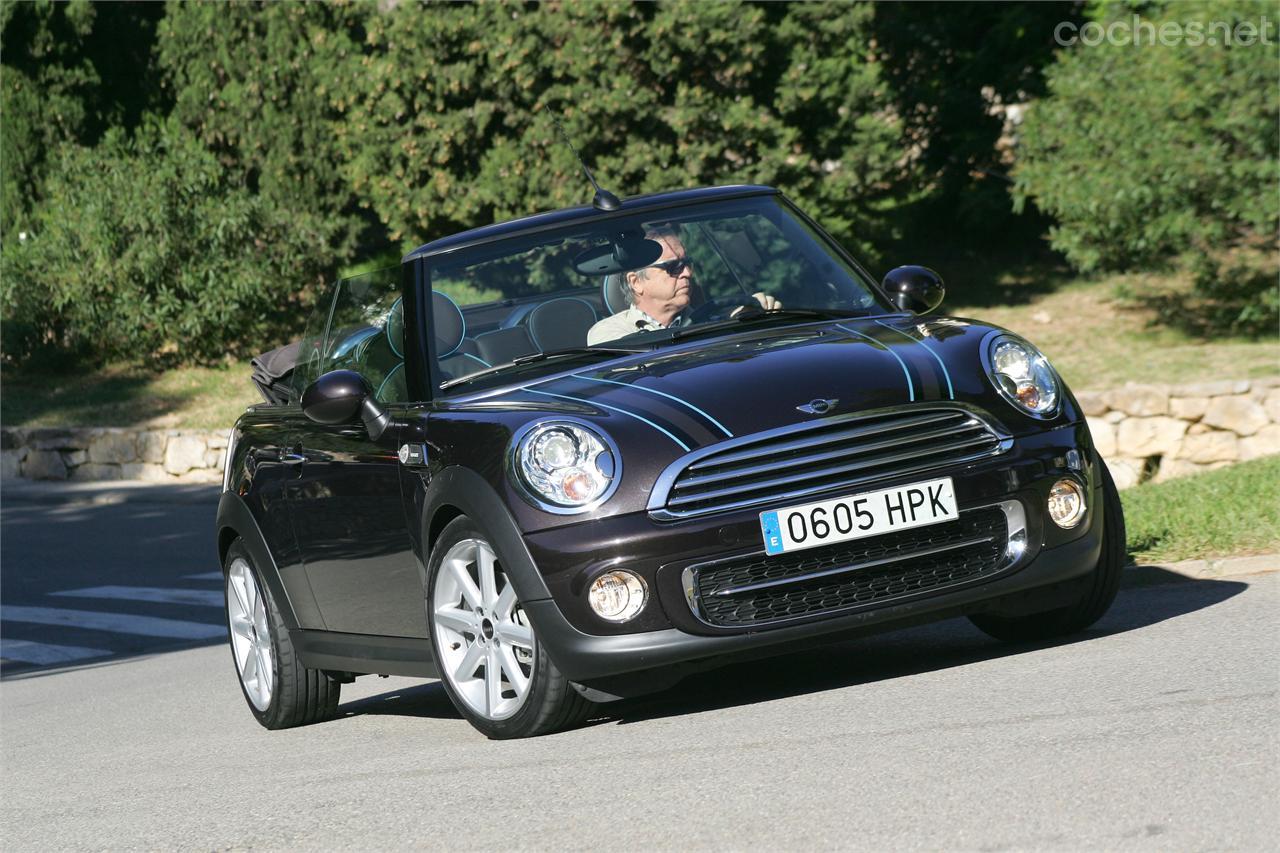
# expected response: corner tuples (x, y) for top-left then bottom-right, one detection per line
(2, 482), (1277, 850)
(1, 482), (224, 673)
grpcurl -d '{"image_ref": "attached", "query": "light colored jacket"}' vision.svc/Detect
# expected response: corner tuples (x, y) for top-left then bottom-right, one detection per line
(587, 307), (680, 345)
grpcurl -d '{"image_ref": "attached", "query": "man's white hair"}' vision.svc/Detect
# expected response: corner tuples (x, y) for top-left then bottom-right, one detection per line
(624, 223), (681, 305)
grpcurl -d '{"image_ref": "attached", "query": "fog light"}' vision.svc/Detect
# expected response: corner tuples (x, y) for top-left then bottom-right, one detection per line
(1047, 478), (1086, 528)
(587, 570), (647, 622)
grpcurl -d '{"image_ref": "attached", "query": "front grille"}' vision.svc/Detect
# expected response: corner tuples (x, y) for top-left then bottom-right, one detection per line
(649, 408), (1008, 520)
(685, 505), (1009, 629)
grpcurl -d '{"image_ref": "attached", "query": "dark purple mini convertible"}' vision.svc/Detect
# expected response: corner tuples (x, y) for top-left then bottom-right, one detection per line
(218, 185), (1123, 738)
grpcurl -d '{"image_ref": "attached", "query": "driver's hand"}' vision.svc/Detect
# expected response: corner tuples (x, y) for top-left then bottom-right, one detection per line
(751, 292), (781, 311)
(729, 292), (782, 318)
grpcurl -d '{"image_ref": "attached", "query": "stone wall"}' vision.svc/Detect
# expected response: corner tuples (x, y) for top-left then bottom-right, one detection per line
(1078, 378), (1280, 489)
(1, 428), (226, 483)
(3, 377), (1278, 486)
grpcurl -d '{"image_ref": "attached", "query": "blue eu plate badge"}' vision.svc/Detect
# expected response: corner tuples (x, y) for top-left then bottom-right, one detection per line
(760, 511), (785, 556)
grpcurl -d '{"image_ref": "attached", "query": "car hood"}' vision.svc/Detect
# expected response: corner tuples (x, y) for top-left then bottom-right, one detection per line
(454, 314), (1064, 454)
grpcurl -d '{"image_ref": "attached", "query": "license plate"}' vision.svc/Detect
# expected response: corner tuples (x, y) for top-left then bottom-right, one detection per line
(759, 477), (958, 556)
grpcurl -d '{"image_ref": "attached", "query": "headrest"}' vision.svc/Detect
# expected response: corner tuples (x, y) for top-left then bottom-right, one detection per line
(526, 298), (598, 351)
(602, 273), (631, 315)
(432, 291), (465, 357)
(385, 298), (404, 358)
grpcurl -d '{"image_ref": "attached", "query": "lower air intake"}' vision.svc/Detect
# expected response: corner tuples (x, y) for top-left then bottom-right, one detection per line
(684, 505), (1010, 629)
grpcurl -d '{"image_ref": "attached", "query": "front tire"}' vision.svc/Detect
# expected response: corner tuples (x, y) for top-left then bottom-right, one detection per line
(426, 516), (592, 739)
(224, 540), (340, 728)
(969, 462), (1126, 642)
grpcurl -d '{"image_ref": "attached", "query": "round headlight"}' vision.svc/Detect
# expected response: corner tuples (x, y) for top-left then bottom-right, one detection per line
(514, 421), (618, 511)
(987, 335), (1060, 416)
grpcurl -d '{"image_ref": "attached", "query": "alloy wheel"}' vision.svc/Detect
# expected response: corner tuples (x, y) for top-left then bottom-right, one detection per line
(432, 538), (536, 721)
(227, 558), (274, 711)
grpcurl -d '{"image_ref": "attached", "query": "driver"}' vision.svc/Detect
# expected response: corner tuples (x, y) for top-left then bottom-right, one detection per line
(586, 226), (780, 345)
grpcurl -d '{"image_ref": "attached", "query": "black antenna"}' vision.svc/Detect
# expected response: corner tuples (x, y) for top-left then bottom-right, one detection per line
(547, 110), (621, 211)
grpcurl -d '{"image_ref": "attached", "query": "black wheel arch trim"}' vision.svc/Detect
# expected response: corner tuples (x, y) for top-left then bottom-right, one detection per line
(216, 491), (320, 631)
(418, 466), (554, 606)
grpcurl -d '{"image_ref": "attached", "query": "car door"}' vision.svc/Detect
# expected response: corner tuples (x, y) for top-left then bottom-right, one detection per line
(288, 268), (425, 638)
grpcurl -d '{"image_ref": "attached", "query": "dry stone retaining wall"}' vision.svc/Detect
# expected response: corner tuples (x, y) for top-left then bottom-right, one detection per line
(1077, 378), (1280, 489)
(2, 377), (1278, 486)
(1, 428), (226, 484)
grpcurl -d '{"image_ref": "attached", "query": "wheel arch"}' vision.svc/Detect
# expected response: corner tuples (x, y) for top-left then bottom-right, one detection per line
(418, 467), (553, 606)
(215, 491), (302, 630)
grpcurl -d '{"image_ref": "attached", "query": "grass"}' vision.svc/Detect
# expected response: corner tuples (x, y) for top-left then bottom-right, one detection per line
(1122, 456), (1280, 563)
(938, 254), (1280, 391)
(1, 362), (259, 431)
(2, 256), (1276, 430)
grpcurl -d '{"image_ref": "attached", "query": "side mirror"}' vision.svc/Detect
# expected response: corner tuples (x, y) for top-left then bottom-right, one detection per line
(882, 266), (945, 315)
(302, 370), (370, 424)
(302, 370), (398, 442)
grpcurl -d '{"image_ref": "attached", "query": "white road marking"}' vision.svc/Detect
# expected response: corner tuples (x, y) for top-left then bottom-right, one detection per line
(0, 638), (110, 665)
(182, 572), (223, 581)
(1, 606), (226, 640)
(51, 586), (224, 608)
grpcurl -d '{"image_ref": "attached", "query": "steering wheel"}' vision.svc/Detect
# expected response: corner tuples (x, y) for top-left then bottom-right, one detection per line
(688, 295), (759, 323)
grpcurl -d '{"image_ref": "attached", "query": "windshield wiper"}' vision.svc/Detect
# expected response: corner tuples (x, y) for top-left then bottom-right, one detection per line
(668, 307), (864, 342)
(439, 346), (642, 391)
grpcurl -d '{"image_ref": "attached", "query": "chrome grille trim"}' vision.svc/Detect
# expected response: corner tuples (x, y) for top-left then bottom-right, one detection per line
(666, 434), (997, 509)
(686, 410), (959, 471)
(648, 406), (1011, 521)
(674, 422), (990, 491)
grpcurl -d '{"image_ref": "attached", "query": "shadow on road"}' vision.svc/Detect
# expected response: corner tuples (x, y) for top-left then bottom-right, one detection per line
(337, 680), (462, 720)
(340, 570), (1249, 728)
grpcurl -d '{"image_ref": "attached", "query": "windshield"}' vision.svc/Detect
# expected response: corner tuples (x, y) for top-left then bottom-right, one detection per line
(426, 195), (887, 393)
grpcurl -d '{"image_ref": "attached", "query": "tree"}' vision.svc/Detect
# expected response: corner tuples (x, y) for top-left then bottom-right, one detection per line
(1014, 0), (1279, 271)
(155, 0), (368, 262)
(1, 120), (335, 365)
(333, 1), (914, 262)
(0, 0), (163, 239)
(870, 2), (1079, 232)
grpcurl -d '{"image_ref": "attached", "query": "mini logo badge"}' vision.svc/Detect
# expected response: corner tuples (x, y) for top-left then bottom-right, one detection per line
(796, 398), (838, 415)
(397, 445), (411, 464)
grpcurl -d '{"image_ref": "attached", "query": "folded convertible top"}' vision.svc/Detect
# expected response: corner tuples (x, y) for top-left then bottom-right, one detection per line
(250, 340), (301, 405)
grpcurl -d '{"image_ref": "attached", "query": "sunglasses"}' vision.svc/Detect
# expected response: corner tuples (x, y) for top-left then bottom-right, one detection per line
(647, 256), (692, 276)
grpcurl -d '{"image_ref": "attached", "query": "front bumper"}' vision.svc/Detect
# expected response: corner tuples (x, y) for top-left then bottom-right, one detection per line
(526, 503), (1101, 689)
(519, 423), (1105, 689)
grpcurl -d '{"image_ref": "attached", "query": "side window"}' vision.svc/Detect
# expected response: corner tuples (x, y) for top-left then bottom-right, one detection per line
(291, 280), (340, 398)
(321, 266), (409, 404)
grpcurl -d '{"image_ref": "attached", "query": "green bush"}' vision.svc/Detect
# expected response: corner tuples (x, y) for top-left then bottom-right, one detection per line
(333, 2), (913, 263)
(0, 120), (334, 366)
(155, 0), (366, 261)
(1014, 1), (1278, 272)
(0, 0), (163, 240)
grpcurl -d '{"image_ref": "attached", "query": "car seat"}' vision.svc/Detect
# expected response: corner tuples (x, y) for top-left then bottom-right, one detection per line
(524, 297), (598, 351)
(602, 274), (630, 315)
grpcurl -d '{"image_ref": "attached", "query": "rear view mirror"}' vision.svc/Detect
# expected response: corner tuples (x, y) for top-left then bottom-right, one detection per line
(572, 237), (663, 276)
